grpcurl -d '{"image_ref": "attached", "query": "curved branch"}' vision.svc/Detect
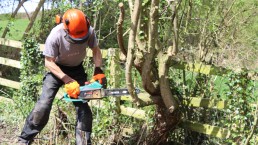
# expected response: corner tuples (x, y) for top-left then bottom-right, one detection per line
(117, 3), (127, 56)
(126, 0), (141, 105)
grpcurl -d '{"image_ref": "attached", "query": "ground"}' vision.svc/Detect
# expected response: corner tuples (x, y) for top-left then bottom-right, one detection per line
(0, 121), (19, 145)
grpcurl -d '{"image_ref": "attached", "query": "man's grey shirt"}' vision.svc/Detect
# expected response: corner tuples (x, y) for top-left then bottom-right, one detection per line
(43, 24), (98, 66)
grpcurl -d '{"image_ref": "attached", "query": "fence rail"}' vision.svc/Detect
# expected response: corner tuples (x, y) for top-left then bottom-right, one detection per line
(0, 38), (254, 141)
(0, 77), (20, 89)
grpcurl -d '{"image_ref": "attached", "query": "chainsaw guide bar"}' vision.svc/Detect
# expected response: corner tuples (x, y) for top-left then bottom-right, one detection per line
(78, 88), (140, 100)
(63, 82), (140, 102)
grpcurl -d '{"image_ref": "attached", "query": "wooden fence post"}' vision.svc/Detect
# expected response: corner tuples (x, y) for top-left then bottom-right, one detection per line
(108, 48), (121, 123)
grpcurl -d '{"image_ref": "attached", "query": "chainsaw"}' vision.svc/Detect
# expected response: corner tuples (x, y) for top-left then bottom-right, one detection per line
(63, 81), (140, 102)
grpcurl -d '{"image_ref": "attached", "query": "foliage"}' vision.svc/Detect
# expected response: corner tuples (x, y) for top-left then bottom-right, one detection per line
(88, 0), (121, 49)
(140, 0), (258, 69)
(17, 38), (44, 116)
(166, 67), (258, 144)
(33, 8), (60, 43)
(30, 0), (121, 49)
(223, 71), (257, 144)
(30, 0), (79, 43)
(91, 98), (120, 143)
(0, 0), (258, 144)
(89, 97), (155, 144)
(0, 97), (24, 130)
(167, 69), (213, 144)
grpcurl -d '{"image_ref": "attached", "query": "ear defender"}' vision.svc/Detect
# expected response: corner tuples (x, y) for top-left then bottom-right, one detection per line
(85, 16), (90, 29)
(55, 14), (63, 24)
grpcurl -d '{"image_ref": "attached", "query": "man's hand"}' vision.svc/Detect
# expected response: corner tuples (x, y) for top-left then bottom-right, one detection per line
(64, 81), (80, 99)
(90, 67), (107, 88)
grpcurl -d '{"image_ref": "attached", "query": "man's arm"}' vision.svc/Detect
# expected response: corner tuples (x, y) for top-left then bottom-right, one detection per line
(90, 46), (107, 88)
(91, 46), (102, 67)
(45, 56), (73, 83)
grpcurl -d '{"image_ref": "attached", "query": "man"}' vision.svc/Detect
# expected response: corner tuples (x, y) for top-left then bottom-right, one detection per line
(18, 9), (106, 145)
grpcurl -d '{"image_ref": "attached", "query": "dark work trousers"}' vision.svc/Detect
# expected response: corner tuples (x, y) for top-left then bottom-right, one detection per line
(18, 63), (93, 145)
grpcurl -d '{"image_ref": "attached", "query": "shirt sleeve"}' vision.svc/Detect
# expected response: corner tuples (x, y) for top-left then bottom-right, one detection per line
(43, 29), (59, 58)
(87, 27), (98, 49)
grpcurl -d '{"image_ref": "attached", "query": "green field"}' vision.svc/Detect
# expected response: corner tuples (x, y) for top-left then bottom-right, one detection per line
(0, 18), (29, 41)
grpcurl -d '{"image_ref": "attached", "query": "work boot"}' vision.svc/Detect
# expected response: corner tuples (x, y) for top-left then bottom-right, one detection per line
(17, 143), (27, 145)
(76, 129), (92, 145)
(17, 141), (30, 145)
(86, 132), (91, 145)
(17, 138), (31, 145)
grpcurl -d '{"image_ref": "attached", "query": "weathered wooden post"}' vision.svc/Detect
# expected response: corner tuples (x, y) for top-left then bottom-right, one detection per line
(108, 48), (121, 123)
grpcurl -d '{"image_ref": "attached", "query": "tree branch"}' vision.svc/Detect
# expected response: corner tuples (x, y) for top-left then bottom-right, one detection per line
(141, 0), (160, 95)
(117, 3), (127, 56)
(158, 52), (178, 113)
(169, 0), (179, 56)
(135, 12), (146, 52)
(134, 7), (146, 69)
(128, 0), (134, 18)
(160, 0), (179, 112)
(22, 5), (31, 20)
(126, 0), (141, 105)
(22, 0), (46, 39)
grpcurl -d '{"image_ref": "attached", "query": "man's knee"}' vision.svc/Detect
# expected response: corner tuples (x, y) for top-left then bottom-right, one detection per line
(30, 102), (51, 127)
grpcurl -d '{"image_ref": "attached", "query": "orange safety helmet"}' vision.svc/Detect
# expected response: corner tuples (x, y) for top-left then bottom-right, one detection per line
(62, 9), (90, 41)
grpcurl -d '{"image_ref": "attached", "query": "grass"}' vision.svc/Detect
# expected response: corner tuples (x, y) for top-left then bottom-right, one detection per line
(0, 18), (29, 41)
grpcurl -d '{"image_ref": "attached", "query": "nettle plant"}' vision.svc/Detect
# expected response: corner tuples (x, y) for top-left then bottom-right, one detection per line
(18, 38), (44, 116)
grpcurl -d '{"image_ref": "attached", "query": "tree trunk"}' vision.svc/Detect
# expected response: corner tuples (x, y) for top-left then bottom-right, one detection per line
(143, 102), (181, 144)
(1, 0), (27, 38)
(117, 1), (181, 144)
(22, 0), (46, 39)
